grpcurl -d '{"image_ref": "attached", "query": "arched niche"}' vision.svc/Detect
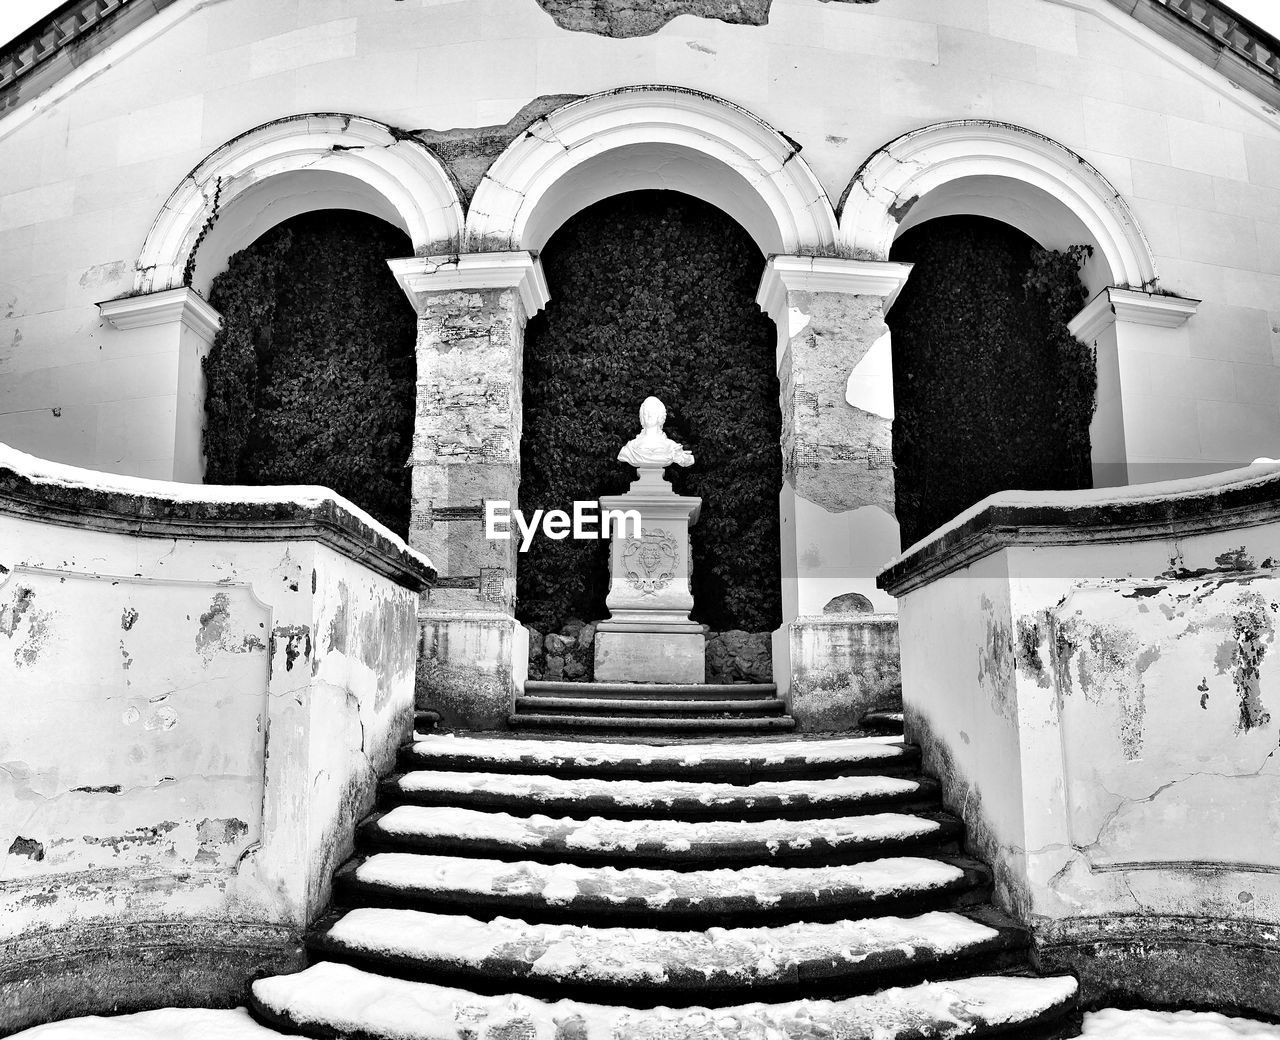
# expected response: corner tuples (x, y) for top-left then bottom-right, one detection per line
(134, 114), (464, 296)
(840, 121), (1159, 298)
(465, 86), (839, 257)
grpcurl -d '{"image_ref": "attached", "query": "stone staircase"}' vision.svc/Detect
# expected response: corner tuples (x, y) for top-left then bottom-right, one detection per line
(510, 680), (796, 736)
(248, 724), (1081, 1039)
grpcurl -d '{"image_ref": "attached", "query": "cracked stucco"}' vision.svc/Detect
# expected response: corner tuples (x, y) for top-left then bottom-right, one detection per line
(533, 0), (876, 37)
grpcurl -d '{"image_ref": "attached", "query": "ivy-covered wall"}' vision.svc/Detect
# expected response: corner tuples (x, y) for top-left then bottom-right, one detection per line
(888, 216), (1096, 548)
(202, 211), (417, 537)
(518, 190), (782, 634)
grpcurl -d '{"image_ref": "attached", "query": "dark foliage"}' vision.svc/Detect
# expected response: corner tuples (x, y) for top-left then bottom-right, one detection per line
(202, 211), (416, 536)
(888, 215), (1097, 548)
(518, 191), (782, 633)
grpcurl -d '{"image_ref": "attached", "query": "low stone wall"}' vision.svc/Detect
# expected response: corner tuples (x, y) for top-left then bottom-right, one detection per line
(522, 621), (772, 685)
(0, 445), (433, 1032)
(879, 464), (1280, 1017)
(787, 614), (900, 732)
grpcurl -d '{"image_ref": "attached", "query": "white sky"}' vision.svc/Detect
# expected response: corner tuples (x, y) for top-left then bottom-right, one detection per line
(0, 0), (1278, 60)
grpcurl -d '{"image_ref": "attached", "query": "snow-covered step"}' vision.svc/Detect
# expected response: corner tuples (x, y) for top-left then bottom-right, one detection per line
(525, 680), (778, 700)
(360, 805), (961, 868)
(251, 960), (1080, 1040)
(514, 696), (785, 714)
(307, 906), (1028, 1000)
(508, 712), (797, 734)
(336, 852), (989, 925)
(400, 733), (919, 781)
(384, 769), (941, 821)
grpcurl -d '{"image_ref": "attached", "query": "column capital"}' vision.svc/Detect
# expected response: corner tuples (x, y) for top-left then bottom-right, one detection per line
(98, 286), (222, 342)
(389, 251), (550, 317)
(1069, 286), (1200, 344)
(756, 255), (914, 324)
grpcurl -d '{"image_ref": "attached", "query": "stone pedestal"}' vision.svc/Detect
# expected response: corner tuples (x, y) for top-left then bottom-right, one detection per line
(594, 468), (705, 684)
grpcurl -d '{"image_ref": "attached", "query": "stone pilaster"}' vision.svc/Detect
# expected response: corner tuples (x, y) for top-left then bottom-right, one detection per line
(756, 256), (912, 728)
(389, 252), (549, 728)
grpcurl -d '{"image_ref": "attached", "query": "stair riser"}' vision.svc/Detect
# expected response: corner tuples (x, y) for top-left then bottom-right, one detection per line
(357, 830), (964, 870)
(525, 683), (778, 698)
(514, 700), (787, 715)
(305, 940), (1030, 1009)
(332, 875), (992, 929)
(396, 751), (921, 783)
(507, 716), (797, 733)
(378, 786), (943, 822)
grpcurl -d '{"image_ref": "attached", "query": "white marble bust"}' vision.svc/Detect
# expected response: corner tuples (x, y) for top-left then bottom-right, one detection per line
(618, 396), (694, 470)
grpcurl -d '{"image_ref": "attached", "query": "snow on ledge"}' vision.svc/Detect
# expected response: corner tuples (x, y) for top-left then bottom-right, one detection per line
(9, 1007), (280, 1038)
(1081, 1007), (1280, 1038)
(0, 442), (435, 585)
(879, 461), (1280, 596)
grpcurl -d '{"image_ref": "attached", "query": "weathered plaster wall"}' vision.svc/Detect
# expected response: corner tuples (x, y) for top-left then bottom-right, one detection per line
(891, 498), (1280, 1015)
(1, 0), (1278, 479)
(0, 487), (420, 1031)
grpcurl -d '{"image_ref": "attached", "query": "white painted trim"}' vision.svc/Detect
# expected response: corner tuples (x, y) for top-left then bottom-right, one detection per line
(1068, 286), (1200, 342)
(465, 86), (839, 256)
(98, 286), (222, 341)
(756, 256), (914, 324)
(389, 252), (550, 317)
(840, 121), (1159, 291)
(1045, 0), (1280, 134)
(134, 114), (464, 296)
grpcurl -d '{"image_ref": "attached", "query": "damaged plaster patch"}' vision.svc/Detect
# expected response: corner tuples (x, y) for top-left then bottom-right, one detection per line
(977, 595), (1016, 719)
(8, 836), (44, 861)
(195, 591), (268, 664)
(1, 585), (52, 667)
(533, 0), (875, 37)
(272, 625), (312, 672)
(1218, 593), (1273, 733)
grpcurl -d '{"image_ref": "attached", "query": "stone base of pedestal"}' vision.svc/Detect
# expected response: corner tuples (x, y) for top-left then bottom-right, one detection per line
(594, 628), (706, 684)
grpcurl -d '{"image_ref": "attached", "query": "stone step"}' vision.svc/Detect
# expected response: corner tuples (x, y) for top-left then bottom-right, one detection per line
(334, 852), (991, 927)
(860, 709), (905, 735)
(524, 681), (778, 700)
(305, 905), (1030, 1004)
(382, 769), (942, 821)
(359, 805), (962, 869)
(399, 734), (919, 781)
(251, 960), (1081, 1040)
(508, 713), (797, 734)
(413, 709), (441, 733)
(514, 696), (785, 715)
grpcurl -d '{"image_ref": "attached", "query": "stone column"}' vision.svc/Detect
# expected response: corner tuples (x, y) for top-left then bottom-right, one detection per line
(97, 287), (222, 481)
(756, 256), (912, 730)
(1068, 286), (1200, 488)
(389, 252), (549, 729)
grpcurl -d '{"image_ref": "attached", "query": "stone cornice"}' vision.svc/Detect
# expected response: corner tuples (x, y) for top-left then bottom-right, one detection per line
(878, 463), (1280, 598)
(98, 286), (222, 341)
(756, 256), (914, 325)
(0, 445), (435, 592)
(1068, 286), (1200, 343)
(389, 252), (550, 317)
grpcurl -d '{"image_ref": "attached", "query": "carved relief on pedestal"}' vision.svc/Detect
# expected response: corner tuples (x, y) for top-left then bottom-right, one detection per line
(622, 528), (678, 596)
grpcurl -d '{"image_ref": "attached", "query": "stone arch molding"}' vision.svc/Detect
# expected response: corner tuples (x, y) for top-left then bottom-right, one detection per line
(134, 113), (465, 296)
(465, 86), (839, 256)
(839, 120), (1159, 290)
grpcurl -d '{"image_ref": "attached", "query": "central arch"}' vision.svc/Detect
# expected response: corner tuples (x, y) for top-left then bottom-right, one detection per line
(465, 86), (839, 256)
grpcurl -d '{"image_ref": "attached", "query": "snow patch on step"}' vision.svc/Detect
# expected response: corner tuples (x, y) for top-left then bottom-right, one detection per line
(253, 961), (1079, 1040)
(352, 853), (967, 908)
(408, 733), (906, 767)
(1081, 1009), (1280, 1038)
(10, 1008), (280, 1039)
(372, 806), (945, 854)
(393, 770), (924, 808)
(321, 907), (1002, 985)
